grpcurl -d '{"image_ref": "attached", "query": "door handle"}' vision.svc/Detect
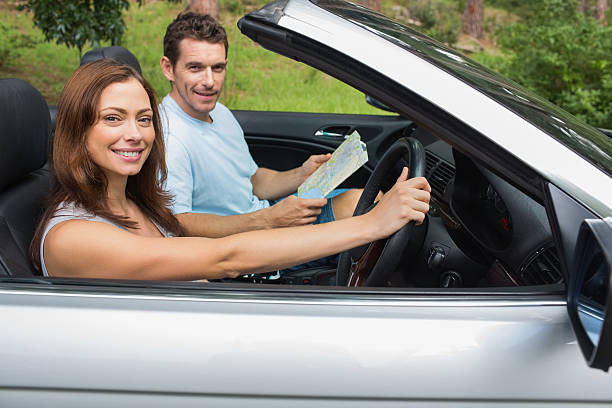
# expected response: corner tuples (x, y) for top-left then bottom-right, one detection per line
(315, 126), (353, 138)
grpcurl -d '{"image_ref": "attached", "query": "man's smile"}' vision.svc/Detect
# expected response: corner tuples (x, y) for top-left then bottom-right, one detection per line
(193, 89), (217, 99)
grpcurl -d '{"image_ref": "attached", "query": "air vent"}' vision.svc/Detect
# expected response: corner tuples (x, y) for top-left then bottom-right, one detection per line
(425, 152), (455, 199)
(520, 246), (563, 285)
(425, 153), (438, 175)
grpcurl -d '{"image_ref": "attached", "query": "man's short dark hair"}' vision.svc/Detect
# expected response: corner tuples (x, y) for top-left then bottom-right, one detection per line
(163, 13), (228, 66)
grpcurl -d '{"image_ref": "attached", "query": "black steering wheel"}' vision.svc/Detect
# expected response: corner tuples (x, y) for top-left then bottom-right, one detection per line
(336, 137), (428, 287)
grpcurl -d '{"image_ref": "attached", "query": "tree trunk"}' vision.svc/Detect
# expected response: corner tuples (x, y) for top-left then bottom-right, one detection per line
(595, 0), (608, 25)
(578, 0), (588, 14)
(188, 0), (218, 19)
(463, 0), (484, 39)
(357, 0), (381, 12)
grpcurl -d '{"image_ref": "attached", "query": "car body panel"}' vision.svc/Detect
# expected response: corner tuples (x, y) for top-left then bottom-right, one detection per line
(1, 0), (611, 405)
(1, 285), (611, 405)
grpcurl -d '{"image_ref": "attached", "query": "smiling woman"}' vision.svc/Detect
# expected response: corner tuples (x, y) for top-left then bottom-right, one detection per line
(28, 58), (431, 280)
(30, 59), (183, 274)
(86, 79), (156, 181)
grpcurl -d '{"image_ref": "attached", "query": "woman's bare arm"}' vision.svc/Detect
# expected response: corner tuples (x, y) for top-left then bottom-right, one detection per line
(43, 214), (373, 280)
(43, 170), (430, 280)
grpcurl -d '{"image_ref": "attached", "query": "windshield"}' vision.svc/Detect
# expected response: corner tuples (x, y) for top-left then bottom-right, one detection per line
(312, 0), (612, 176)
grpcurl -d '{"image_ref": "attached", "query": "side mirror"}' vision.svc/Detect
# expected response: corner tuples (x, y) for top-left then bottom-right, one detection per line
(568, 218), (612, 371)
(365, 96), (395, 113)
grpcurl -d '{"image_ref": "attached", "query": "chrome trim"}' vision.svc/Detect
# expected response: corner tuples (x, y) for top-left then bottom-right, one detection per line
(578, 302), (604, 321)
(0, 288), (566, 308)
(314, 129), (345, 138)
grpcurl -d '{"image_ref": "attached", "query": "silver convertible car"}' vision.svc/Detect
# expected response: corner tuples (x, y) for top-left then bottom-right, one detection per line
(1, 0), (611, 406)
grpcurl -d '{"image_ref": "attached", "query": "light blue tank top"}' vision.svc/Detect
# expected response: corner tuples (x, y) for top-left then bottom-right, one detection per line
(40, 202), (172, 277)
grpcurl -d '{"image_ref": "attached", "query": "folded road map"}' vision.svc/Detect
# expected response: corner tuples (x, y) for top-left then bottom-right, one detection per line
(297, 131), (368, 199)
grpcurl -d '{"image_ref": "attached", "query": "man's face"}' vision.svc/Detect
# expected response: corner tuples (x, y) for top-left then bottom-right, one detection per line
(161, 38), (227, 123)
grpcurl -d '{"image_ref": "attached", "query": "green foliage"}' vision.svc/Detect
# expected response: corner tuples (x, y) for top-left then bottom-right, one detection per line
(486, 0), (524, 10)
(492, 0), (612, 127)
(3, 1), (383, 114)
(221, 18), (385, 113)
(0, 20), (37, 68)
(219, 0), (267, 18)
(408, 1), (438, 29)
(485, 0), (538, 19)
(406, 0), (462, 45)
(426, 18), (461, 45)
(17, 0), (131, 56)
(457, 0), (465, 12)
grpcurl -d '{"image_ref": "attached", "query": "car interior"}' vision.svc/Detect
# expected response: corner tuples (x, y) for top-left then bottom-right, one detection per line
(238, 108), (562, 289)
(0, 47), (563, 291)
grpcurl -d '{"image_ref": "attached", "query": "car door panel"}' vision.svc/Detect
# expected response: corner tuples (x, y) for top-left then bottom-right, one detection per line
(2, 286), (611, 407)
(233, 110), (415, 188)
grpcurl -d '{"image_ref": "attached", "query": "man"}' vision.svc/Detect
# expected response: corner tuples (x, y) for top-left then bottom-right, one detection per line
(159, 13), (363, 238)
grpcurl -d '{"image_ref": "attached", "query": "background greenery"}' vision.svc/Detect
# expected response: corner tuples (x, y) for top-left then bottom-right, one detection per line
(0, 0), (384, 114)
(1, 0), (610, 126)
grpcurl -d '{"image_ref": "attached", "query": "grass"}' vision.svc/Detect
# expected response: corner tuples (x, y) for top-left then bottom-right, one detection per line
(0, 0), (386, 114)
(0, 8), (81, 101)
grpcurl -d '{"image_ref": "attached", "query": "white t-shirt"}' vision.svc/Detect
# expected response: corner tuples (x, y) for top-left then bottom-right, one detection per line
(160, 95), (269, 216)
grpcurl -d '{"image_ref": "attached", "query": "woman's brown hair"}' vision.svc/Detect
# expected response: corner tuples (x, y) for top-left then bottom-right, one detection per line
(31, 59), (183, 271)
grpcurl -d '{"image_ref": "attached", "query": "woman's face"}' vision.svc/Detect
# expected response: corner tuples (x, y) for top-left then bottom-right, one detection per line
(86, 78), (155, 181)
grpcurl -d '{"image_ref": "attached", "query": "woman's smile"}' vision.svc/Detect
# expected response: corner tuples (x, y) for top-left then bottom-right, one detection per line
(86, 78), (155, 179)
(112, 148), (144, 161)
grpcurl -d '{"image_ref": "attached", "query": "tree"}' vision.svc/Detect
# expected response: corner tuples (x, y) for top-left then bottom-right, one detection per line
(357, 0), (382, 12)
(18, 0), (131, 58)
(578, 0), (588, 13)
(463, 0), (484, 38)
(187, 0), (218, 18)
(494, 0), (612, 127)
(595, 0), (609, 24)
(0, 20), (37, 68)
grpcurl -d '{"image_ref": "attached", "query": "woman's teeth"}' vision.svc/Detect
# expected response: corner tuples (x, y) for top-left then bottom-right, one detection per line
(114, 150), (139, 157)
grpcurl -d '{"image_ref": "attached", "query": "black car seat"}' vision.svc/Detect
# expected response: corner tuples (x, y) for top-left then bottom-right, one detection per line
(0, 78), (52, 277)
(80, 45), (142, 73)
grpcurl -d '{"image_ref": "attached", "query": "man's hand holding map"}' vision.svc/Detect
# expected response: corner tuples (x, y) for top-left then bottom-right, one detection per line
(297, 131), (368, 199)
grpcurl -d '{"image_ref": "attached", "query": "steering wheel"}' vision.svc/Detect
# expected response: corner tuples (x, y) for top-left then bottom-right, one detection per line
(336, 137), (427, 287)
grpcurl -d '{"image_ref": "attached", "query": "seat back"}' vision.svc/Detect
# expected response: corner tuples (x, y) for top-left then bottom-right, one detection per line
(0, 78), (52, 277)
(80, 46), (142, 73)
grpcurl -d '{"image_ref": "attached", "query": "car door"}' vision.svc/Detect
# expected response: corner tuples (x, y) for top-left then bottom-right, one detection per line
(234, 109), (416, 189)
(2, 266), (611, 407)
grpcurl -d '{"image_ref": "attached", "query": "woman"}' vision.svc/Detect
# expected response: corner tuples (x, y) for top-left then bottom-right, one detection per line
(31, 59), (431, 280)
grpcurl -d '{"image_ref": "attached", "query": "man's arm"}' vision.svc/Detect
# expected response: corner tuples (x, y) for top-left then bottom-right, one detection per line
(177, 195), (328, 238)
(251, 153), (331, 200)
(176, 211), (269, 238)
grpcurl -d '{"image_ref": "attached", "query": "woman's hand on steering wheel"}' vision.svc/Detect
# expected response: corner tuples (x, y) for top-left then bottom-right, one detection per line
(366, 167), (431, 239)
(336, 137), (431, 287)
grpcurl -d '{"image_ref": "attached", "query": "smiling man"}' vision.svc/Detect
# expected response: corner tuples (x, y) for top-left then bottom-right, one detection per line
(159, 13), (363, 239)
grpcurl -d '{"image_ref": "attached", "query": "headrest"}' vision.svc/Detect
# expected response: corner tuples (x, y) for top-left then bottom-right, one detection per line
(80, 46), (142, 74)
(0, 78), (51, 190)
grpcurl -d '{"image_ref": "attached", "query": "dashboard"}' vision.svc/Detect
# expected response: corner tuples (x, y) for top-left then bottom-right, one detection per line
(414, 141), (563, 288)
